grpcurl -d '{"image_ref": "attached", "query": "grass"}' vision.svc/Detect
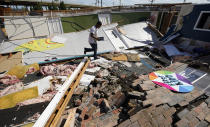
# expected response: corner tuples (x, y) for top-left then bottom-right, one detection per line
(61, 12), (151, 33)
(61, 14), (98, 33)
(111, 12), (151, 26)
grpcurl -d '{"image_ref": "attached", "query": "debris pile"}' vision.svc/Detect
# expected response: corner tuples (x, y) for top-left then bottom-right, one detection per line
(67, 56), (210, 127)
(40, 63), (77, 76)
(0, 50), (210, 127)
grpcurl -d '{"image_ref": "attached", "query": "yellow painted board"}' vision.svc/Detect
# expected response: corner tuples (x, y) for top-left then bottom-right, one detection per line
(21, 123), (34, 127)
(14, 38), (64, 53)
(0, 86), (38, 109)
(7, 63), (39, 79)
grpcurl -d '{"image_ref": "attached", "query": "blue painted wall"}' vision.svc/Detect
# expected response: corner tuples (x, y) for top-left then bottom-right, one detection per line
(181, 4), (210, 42)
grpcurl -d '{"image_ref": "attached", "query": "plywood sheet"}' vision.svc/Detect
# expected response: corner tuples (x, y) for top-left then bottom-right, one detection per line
(0, 51), (22, 72)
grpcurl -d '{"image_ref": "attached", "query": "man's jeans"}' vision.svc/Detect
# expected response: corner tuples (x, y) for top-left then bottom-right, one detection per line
(84, 43), (97, 59)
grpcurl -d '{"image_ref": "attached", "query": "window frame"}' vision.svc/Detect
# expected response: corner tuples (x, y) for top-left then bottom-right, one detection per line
(194, 11), (210, 32)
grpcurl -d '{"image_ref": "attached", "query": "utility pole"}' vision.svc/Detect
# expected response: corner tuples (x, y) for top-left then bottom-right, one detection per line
(149, 0), (154, 5)
(101, 0), (102, 8)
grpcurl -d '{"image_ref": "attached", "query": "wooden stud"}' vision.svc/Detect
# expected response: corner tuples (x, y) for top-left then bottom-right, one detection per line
(44, 59), (90, 127)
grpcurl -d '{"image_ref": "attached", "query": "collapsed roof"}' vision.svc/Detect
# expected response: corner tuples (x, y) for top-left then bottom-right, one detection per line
(0, 9), (210, 126)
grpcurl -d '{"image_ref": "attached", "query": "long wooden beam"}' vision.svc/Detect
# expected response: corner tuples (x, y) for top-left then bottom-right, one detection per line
(49, 59), (90, 127)
(33, 58), (90, 127)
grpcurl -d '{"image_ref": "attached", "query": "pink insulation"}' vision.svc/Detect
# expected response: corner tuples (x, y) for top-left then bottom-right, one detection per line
(40, 64), (77, 76)
(0, 75), (20, 85)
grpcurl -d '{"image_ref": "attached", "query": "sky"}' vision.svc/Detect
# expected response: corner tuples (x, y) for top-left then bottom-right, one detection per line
(40, 0), (210, 6)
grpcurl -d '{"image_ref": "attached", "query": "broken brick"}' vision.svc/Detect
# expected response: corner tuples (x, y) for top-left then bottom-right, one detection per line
(74, 99), (82, 106)
(128, 91), (144, 98)
(118, 119), (132, 127)
(205, 114), (210, 122)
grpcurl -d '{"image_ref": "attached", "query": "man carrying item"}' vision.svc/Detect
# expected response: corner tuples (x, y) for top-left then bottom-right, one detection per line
(84, 21), (103, 60)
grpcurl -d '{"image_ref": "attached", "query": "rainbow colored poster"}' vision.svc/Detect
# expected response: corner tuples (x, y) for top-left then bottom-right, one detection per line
(149, 70), (194, 92)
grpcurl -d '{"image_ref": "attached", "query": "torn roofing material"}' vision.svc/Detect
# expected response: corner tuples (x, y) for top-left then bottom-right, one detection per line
(103, 22), (158, 51)
(119, 22), (159, 48)
(0, 24), (116, 64)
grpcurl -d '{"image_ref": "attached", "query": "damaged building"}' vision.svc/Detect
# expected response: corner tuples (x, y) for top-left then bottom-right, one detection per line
(0, 2), (210, 127)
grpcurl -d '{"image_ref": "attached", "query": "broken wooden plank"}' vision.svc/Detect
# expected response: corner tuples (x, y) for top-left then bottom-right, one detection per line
(64, 108), (77, 127)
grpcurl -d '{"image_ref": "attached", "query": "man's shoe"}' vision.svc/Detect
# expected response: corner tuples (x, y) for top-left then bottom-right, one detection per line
(84, 49), (86, 55)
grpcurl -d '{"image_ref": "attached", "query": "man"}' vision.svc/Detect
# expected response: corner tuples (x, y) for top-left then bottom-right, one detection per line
(84, 21), (102, 60)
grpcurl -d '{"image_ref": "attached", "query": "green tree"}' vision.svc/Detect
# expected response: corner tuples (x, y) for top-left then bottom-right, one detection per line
(48, 5), (53, 10)
(59, 1), (66, 10)
(50, 0), (59, 10)
(30, 6), (34, 11)
(52, 3), (58, 10)
(33, 4), (43, 10)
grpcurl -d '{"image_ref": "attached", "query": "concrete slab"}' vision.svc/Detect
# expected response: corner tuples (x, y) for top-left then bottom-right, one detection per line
(0, 24), (116, 64)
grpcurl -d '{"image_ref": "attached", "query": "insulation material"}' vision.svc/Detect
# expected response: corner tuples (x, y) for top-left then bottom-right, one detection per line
(0, 82), (24, 97)
(7, 63), (39, 79)
(80, 74), (95, 86)
(24, 76), (66, 95)
(0, 75), (20, 85)
(17, 91), (56, 106)
(40, 64), (76, 76)
(14, 38), (64, 53)
(0, 86), (39, 109)
(86, 67), (101, 73)
(0, 51), (22, 73)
